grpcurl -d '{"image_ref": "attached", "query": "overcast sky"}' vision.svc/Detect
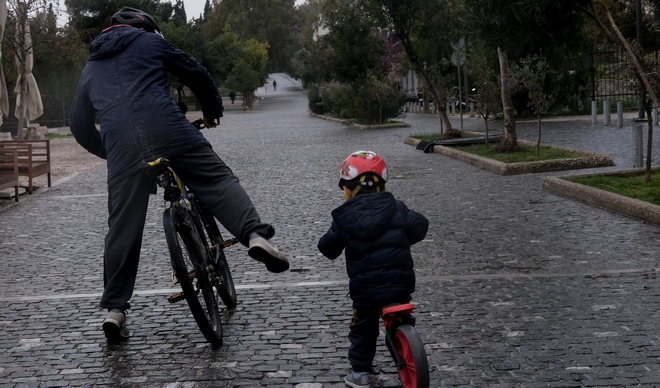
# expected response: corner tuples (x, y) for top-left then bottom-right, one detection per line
(183, 0), (306, 21)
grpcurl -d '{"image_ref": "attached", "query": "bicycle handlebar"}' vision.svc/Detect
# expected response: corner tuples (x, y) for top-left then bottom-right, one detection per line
(191, 119), (205, 130)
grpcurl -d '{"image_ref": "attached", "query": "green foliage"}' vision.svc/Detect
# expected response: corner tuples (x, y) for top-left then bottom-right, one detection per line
(224, 59), (262, 94)
(567, 171), (660, 206)
(511, 55), (555, 117)
(316, 0), (385, 83)
(205, 0), (300, 73)
(309, 75), (407, 124)
(455, 143), (587, 163)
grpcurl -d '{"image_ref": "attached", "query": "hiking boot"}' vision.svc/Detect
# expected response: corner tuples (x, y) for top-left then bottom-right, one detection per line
(248, 234), (290, 273)
(345, 371), (370, 388)
(102, 310), (129, 341)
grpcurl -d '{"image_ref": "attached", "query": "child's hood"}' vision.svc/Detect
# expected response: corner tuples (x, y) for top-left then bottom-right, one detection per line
(331, 191), (397, 240)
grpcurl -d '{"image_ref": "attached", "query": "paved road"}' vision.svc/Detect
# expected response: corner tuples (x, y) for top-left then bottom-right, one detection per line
(1, 73), (660, 387)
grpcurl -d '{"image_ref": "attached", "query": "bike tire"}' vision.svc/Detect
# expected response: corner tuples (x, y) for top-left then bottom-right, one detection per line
(393, 324), (430, 388)
(194, 202), (237, 309)
(163, 207), (223, 345)
(215, 247), (237, 308)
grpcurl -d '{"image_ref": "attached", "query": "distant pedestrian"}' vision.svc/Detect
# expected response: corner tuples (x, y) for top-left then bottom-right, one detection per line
(317, 151), (428, 388)
(229, 90), (236, 104)
(272, 80), (277, 91)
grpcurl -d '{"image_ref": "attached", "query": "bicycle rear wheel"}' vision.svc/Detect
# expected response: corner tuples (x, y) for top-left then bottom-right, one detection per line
(393, 324), (430, 388)
(163, 207), (223, 345)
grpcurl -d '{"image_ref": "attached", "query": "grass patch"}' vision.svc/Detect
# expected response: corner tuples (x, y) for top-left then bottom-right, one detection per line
(567, 171), (660, 206)
(453, 142), (587, 163)
(45, 133), (74, 139)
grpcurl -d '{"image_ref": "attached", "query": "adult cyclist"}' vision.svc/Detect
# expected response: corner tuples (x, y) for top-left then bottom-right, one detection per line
(69, 7), (289, 341)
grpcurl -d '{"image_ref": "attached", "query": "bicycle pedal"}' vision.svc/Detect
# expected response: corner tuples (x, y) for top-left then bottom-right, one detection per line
(168, 292), (185, 303)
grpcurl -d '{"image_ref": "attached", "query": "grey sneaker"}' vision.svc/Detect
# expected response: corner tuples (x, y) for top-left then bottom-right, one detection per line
(345, 372), (370, 388)
(103, 310), (129, 341)
(248, 234), (290, 273)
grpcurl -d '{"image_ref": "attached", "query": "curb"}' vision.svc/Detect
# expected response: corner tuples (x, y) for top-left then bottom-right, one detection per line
(309, 113), (410, 129)
(542, 169), (660, 226)
(403, 136), (615, 175)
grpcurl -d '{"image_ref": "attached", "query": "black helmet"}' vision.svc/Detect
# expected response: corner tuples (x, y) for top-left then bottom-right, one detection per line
(111, 7), (161, 35)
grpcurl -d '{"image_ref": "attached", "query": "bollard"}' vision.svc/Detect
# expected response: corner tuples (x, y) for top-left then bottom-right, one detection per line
(469, 102), (474, 116)
(591, 100), (597, 125)
(633, 125), (644, 168)
(603, 100), (610, 126)
(617, 102), (623, 128)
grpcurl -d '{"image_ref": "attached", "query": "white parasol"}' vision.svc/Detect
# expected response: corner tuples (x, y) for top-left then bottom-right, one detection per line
(0, 0), (9, 122)
(14, 1), (43, 127)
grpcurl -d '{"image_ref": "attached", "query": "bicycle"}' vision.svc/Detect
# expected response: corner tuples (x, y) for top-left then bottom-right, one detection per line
(145, 131), (237, 345)
(382, 303), (430, 388)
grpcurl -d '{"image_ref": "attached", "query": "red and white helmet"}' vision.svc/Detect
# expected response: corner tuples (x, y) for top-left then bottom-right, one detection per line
(338, 150), (388, 189)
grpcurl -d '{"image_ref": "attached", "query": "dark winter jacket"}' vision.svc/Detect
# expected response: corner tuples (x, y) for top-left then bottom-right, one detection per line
(317, 191), (429, 306)
(69, 25), (224, 188)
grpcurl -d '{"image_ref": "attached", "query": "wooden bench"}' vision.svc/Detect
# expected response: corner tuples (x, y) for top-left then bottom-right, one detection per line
(0, 148), (19, 201)
(0, 140), (51, 194)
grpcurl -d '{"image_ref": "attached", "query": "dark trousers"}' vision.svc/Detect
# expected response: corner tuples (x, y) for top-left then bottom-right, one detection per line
(100, 146), (273, 310)
(348, 298), (413, 373)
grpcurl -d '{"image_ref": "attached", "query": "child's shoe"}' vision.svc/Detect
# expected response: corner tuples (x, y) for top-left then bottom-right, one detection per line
(345, 371), (370, 388)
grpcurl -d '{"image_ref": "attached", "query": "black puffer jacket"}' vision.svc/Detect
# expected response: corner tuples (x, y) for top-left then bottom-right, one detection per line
(318, 192), (429, 306)
(70, 25), (223, 188)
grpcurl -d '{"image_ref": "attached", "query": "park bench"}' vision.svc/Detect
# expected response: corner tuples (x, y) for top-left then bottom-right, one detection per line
(0, 140), (51, 194)
(0, 148), (19, 201)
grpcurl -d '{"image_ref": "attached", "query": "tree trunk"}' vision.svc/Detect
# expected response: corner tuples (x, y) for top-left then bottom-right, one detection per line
(496, 46), (520, 152)
(394, 26), (455, 135)
(645, 104), (653, 182)
(536, 113), (542, 157)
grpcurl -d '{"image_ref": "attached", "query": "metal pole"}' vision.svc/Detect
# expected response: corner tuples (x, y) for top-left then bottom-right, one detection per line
(457, 62), (463, 131)
(603, 100), (610, 126)
(592, 100), (598, 126)
(637, 0), (645, 120)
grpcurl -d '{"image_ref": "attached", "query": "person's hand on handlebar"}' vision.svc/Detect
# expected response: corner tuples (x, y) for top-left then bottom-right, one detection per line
(202, 117), (220, 128)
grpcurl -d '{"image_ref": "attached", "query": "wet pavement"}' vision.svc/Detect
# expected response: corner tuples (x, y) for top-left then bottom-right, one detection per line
(1, 73), (660, 387)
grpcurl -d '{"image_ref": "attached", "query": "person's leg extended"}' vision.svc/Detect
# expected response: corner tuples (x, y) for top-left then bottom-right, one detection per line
(170, 146), (289, 272)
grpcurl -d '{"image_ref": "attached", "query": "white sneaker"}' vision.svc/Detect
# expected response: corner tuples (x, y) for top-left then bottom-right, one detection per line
(248, 234), (290, 273)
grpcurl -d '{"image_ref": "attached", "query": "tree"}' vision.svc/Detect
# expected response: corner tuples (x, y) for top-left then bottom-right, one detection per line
(356, 0), (461, 136)
(205, 0), (300, 73)
(512, 55), (555, 157)
(468, 49), (502, 145)
(577, 1), (660, 181)
(461, 0), (590, 152)
(223, 38), (269, 110)
(316, 0), (385, 83)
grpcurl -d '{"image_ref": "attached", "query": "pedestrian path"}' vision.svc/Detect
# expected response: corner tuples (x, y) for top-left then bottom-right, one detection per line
(1, 74), (660, 387)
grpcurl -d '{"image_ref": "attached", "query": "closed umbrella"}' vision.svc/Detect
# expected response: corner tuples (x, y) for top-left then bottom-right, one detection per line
(14, 2), (42, 135)
(0, 0), (9, 122)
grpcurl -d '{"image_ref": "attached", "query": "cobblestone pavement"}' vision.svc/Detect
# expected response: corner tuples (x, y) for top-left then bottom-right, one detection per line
(2, 73), (660, 387)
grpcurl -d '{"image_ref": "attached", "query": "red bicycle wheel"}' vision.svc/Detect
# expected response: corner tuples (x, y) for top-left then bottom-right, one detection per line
(394, 325), (430, 388)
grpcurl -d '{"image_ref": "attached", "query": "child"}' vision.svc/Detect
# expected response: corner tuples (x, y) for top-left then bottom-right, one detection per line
(317, 151), (429, 388)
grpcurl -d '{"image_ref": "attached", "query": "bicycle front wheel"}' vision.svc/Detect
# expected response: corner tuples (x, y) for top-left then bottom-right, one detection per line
(215, 247), (237, 308)
(394, 324), (430, 388)
(163, 207), (223, 345)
